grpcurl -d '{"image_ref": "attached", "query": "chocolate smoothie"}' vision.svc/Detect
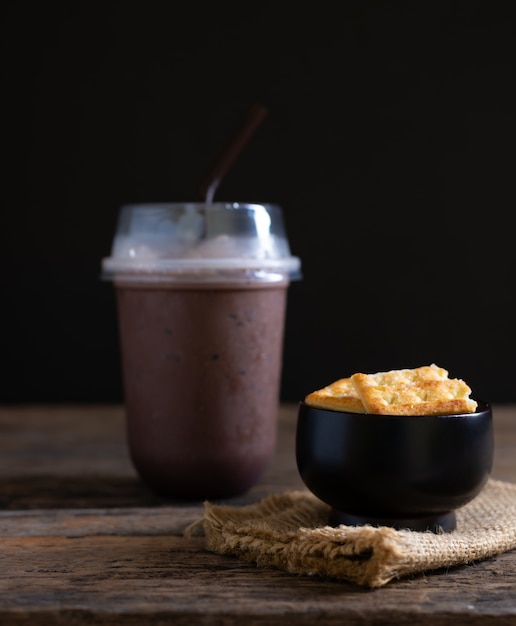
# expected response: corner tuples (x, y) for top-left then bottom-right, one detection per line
(116, 280), (288, 498)
(102, 202), (300, 500)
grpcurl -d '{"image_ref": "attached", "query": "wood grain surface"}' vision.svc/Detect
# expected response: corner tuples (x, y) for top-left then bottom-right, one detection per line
(0, 404), (515, 625)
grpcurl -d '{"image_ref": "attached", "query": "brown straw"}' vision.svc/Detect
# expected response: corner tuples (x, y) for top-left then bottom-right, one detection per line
(195, 103), (269, 203)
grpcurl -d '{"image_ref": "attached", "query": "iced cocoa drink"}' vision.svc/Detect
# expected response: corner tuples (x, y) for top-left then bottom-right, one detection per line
(116, 280), (287, 498)
(102, 203), (300, 499)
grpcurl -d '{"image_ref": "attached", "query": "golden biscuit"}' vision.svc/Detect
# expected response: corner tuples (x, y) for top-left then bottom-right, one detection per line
(304, 364), (477, 416)
(356, 363), (449, 387)
(351, 368), (477, 416)
(305, 377), (364, 413)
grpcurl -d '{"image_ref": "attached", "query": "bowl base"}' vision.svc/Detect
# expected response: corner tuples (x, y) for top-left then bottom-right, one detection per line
(328, 509), (456, 533)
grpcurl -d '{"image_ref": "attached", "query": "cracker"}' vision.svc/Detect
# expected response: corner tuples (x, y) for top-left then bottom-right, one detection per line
(305, 377), (365, 413)
(351, 368), (478, 416)
(354, 363), (449, 387)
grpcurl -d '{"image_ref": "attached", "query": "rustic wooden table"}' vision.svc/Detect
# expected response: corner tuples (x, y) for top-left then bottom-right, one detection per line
(0, 404), (515, 625)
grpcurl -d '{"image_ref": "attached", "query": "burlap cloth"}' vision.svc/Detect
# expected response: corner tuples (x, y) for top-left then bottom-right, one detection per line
(185, 478), (516, 588)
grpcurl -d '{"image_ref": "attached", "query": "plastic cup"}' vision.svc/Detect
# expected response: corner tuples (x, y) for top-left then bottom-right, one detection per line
(102, 202), (301, 499)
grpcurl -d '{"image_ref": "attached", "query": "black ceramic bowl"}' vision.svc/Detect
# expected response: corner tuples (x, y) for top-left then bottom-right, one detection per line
(296, 401), (493, 533)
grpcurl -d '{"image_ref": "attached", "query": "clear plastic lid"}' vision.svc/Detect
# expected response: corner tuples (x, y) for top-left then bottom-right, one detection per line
(101, 202), (301, 284)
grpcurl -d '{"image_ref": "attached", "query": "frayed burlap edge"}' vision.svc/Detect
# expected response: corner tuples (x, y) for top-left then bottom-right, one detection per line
(185, 478), (516, 588)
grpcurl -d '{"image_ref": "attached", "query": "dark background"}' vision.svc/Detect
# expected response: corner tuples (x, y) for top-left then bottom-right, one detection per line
(2, 1), (515, 405)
